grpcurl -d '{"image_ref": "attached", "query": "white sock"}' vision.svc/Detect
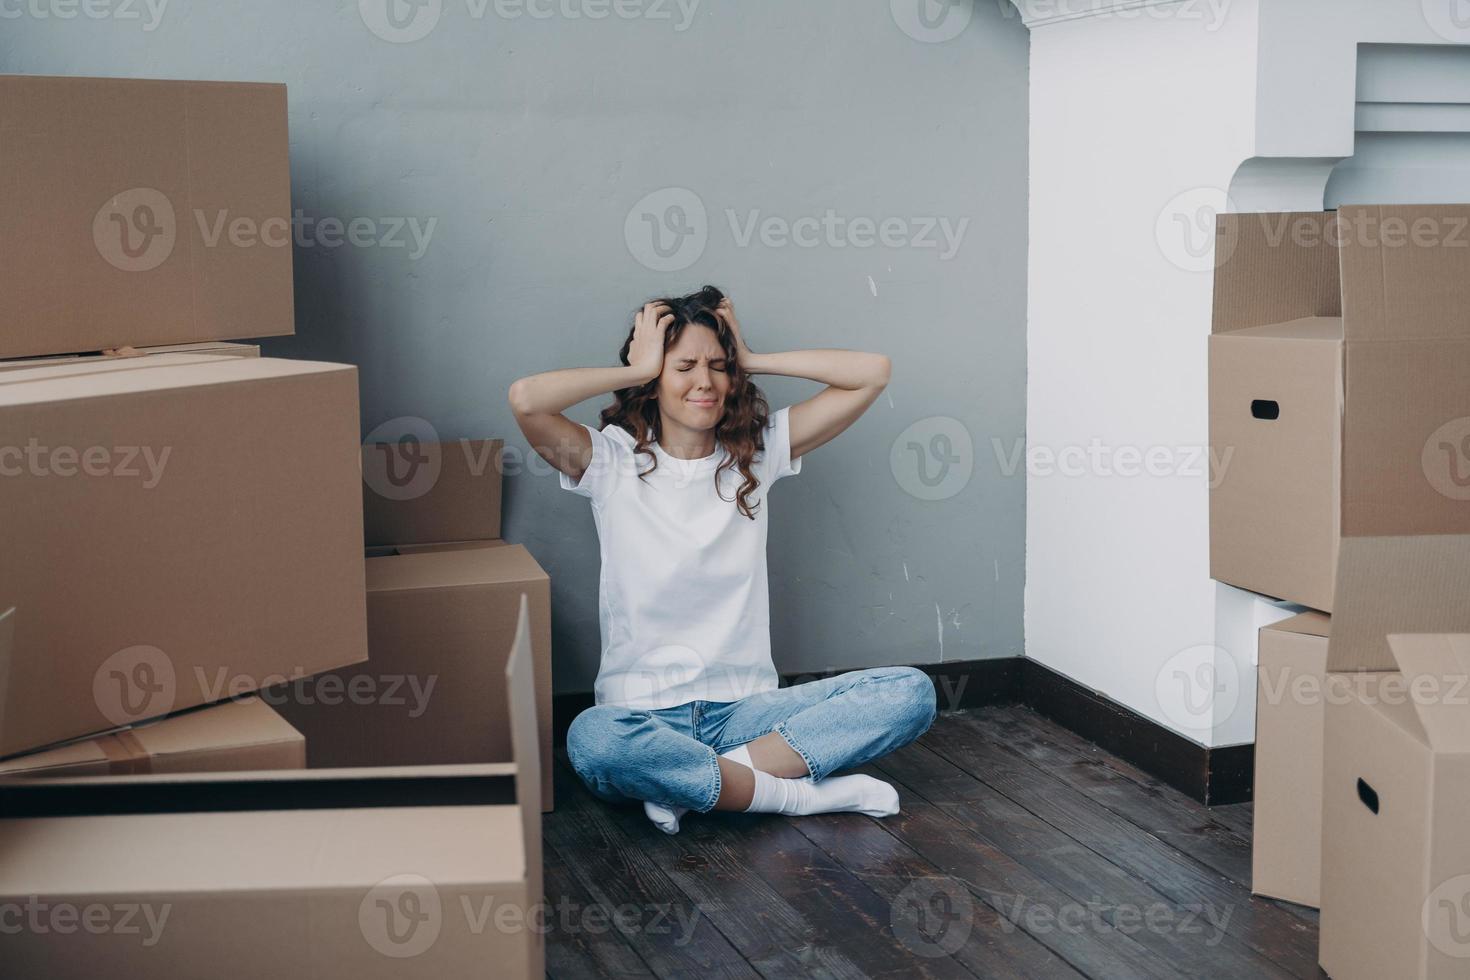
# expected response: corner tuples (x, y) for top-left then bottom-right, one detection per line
(643, 743), (751, 835)
(745, 768), (900, 819)
(729, 740), (900, 819)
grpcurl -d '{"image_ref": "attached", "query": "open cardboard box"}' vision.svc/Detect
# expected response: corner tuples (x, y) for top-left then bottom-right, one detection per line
(272, 541), (555, 812)
(0, 595), (544, 980)
(0, 74), (294, 359)
(1319, 633), (1470, 980)
(1209, 204), (1470, 615)
(0, 354), (368, 756)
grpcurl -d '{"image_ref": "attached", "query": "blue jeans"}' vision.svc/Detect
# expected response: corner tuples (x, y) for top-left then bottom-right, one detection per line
(565, 665), (938, 813)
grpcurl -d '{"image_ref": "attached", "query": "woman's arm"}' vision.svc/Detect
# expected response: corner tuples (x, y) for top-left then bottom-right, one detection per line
(507, 302), (671, 481)
(717, 299), (891, 461)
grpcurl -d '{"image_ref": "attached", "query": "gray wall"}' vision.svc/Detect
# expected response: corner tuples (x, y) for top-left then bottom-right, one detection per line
(3, 0), (1028, 696)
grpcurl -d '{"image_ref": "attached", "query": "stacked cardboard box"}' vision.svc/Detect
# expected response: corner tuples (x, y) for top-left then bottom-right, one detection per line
(1210, 205), (1470, 977)
(0, 74), (295, 357)
(0, 75), (544, 978)
(276, 437), (556, 812)
(0, 353), (369, 756)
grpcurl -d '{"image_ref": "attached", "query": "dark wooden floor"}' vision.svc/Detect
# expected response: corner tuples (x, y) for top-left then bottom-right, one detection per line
(543, 705), (1321, 979)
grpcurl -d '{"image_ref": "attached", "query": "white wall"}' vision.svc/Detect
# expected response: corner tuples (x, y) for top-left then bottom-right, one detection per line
(1023, 0), (1265, 748)
(1020, 0), (1470, 748)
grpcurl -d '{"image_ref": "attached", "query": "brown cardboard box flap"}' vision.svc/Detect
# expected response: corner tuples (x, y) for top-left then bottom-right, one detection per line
(1337, 203), (1470, 344)
(133, 696), (303, 763)
(0, 803), (524, 893)
(1386, 634), (1470, 753)
(1212, 211), (1341, 334)
(1328, 535), (1470, 671)
(1264, 609), (1332, 639)
(0, 354), (354, 406)
(0, 342), (259, 374)
(0, 608), (11, 741)
(1220, 316), (1343, 343)
(507, 594), (542, 850)
(366, 541), (549, 594)
(0, 351), (241, 386)
(0, 695), (305, 778)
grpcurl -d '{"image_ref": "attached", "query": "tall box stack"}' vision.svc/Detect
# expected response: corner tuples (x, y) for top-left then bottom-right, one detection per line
(1211, 206), (1470, 975)
(0, 74), (544, 978)
(0, 75), (368, 760)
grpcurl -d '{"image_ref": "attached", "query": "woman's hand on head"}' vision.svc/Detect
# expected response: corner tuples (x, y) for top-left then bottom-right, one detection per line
(629, 302), (673, 382)
(715, 297), (755, 368)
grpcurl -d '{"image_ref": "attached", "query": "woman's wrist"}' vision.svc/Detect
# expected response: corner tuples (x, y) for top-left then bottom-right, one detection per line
(740, 349), (767, 374)
(626, 363), (661, 386)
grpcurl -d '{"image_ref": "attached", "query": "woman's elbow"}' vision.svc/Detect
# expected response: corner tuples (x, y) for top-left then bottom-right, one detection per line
(871, 354), (892, 389)
(507, 378), (533, 416)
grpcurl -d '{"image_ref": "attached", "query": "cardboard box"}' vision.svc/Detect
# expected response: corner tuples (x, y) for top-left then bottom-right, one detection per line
(271, 542), (554, 811)
(0, 75), (294, 359)
(0, 341), (260, 374)
(362, 438), (503, 546)
(1210, 205), (1470, 614)
(0, 696), (304, 778)
(1251, 611), (1330, 908)
(0, 355), (368, 755)
(393, 539), (512, 555)
(1319, 634), (1470, 980)
(0, 595), (544, 980)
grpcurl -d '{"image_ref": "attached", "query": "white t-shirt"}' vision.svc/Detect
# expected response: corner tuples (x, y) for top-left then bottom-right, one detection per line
(559, 406), (803, 710)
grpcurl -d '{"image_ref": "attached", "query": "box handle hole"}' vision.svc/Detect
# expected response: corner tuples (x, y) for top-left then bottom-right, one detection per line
(1251, 399), (1280, 421)
(1357, 777), (1379, 815)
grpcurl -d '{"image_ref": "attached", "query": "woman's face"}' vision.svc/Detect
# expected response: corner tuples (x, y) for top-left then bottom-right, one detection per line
(655, 323), (732, 432)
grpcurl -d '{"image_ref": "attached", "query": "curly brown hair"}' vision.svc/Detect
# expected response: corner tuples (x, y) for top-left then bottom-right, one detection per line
(598, 285), (771, 520)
